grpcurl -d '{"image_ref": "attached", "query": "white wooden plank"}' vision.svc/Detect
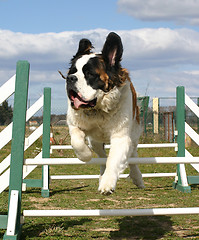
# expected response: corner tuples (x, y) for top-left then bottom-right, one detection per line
(6, 190), (19, 236)
(186, 150), (199, 173)
(0, 75), (16, 104)
(185, 94), (199, 118)
(185, 122), (199, 145)
(0, 124), (43, 175)
(0, 96), (43, 151)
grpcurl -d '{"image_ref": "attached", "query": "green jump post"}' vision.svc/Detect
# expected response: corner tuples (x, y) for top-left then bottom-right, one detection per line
(41, 88), (51, 197)
(173, 86), (191, 193)
(138, 96), (150, 135)
(3, 61), (30, 240)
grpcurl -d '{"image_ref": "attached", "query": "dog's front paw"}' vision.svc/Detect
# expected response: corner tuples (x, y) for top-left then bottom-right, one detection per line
(71, 129), (92, 162)
(75, 147), (92, 162)
(98, 173), (117, 195)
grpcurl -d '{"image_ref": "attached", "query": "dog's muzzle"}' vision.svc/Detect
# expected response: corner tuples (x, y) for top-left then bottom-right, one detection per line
(68, 89), (97, 110)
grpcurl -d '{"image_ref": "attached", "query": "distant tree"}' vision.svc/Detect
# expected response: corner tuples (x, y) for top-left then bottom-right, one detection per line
(0, 100), (13, 125)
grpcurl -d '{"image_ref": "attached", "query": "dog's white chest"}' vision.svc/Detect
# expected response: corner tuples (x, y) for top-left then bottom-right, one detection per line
(74, 110), (113, 142)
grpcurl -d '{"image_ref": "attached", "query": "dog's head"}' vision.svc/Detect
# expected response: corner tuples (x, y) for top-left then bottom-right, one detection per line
(62, 32), (126, 110)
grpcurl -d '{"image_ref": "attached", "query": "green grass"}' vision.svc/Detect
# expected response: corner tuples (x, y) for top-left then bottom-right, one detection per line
(0, 126), (199, 239)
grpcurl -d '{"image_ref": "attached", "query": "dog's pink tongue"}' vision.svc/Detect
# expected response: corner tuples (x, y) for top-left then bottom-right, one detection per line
(73, 97), (88, 109)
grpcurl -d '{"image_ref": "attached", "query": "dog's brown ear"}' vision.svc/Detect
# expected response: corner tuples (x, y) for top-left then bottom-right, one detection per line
(73, 39), (94, 59)
(102, 32), (123, 68)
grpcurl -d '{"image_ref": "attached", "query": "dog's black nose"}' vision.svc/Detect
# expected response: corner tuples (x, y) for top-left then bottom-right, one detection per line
(67, 74), (78, 83)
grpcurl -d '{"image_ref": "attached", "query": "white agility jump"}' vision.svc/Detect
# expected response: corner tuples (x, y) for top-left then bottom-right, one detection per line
(49, 142), (178, 180)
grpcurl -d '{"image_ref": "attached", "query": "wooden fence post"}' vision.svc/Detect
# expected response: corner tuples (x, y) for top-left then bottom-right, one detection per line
(153, 98), (159, 134)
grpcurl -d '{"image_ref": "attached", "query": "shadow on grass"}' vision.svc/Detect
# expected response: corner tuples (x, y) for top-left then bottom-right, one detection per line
(17, 216), (173, 239)
(110, 216), (173, 240)
(50, 185), (90, 196)
(22, 185), (89, 196)
(21, 218), (92, 239)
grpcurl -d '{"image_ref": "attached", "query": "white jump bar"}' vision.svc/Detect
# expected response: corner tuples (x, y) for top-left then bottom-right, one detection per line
(51, 143), (178, 150)
(23, 207), (199, 217)
(24, 157), (199, 165)
(50, 173), (176, 180)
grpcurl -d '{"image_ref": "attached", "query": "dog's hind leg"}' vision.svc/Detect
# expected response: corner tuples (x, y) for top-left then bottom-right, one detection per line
(129, 148), (145, 189)
(89, 139), (106, 183)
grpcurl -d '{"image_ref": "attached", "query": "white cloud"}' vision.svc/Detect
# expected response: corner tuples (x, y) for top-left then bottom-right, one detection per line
(118, 0), (199, 25)
(1, 28), (199, 71)
(0, 29), (109, 70)
(120, 28), (199, 70)
(132, 67), (199, 100)
(184, 70), (199, 76)
(0, 28), (198, 113)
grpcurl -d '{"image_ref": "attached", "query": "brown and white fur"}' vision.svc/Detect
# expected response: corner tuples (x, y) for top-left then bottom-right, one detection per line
(60, 32), (144, 194)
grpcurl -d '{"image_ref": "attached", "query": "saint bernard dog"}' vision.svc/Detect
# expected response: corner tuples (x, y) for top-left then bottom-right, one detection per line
(60, 32), (144, 194)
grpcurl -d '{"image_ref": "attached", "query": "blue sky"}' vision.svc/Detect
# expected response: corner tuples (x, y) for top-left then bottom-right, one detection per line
(0, 0), (183, 33)
(0, 0), (199, 113)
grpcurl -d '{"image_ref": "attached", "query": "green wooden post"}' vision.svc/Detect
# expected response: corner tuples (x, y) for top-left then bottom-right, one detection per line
(173, 86), (191, 193)
(137, 96), (149, 134)
(41, 88), (51, 197)
(3, 61), (30, 239)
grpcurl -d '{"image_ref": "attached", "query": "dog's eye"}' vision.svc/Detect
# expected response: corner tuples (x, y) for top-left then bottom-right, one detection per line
(85, 70), (94, 78)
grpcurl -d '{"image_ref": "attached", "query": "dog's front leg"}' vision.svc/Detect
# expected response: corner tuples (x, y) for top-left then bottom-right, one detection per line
(98, 136), (131, 194)
(69, 126), (92, 162)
